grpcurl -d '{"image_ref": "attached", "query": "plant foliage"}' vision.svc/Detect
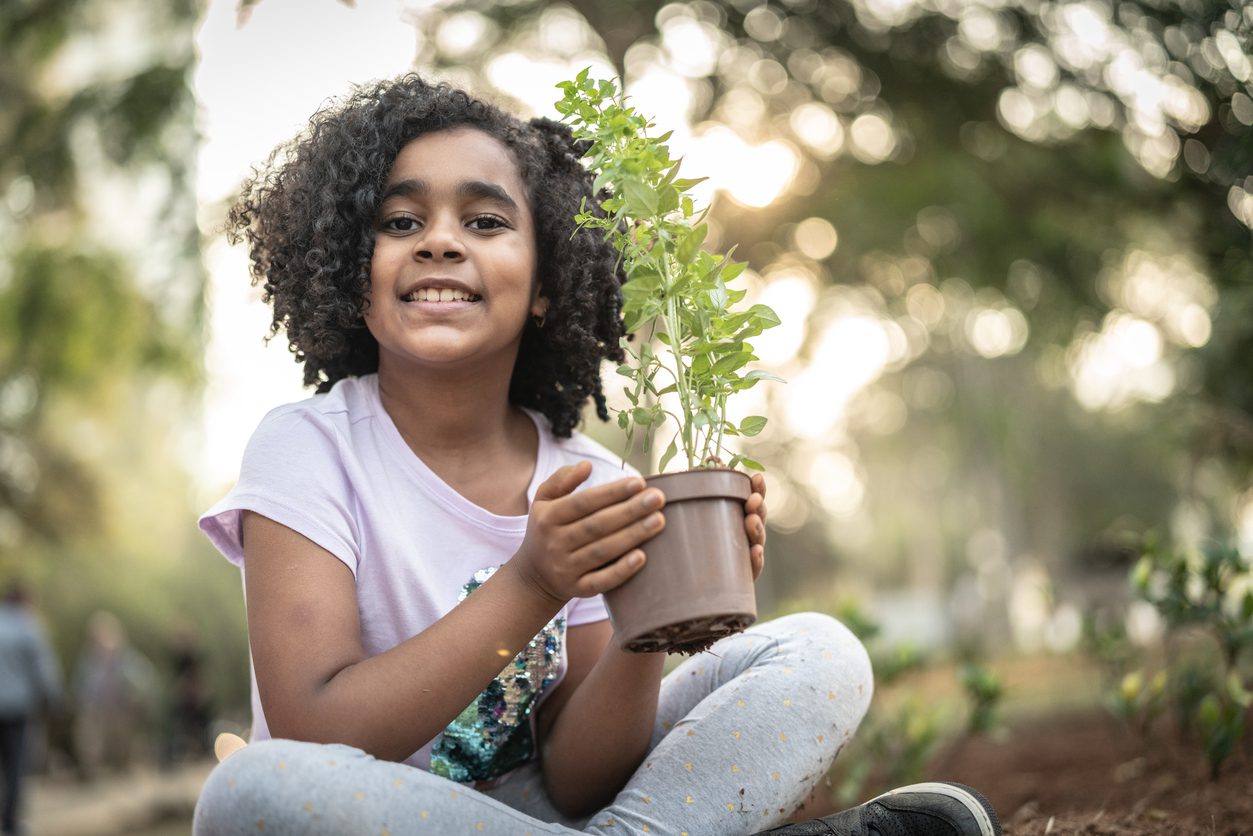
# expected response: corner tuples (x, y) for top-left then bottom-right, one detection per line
(1117, 539), (1253, 778)
(555, 71), (782, 473)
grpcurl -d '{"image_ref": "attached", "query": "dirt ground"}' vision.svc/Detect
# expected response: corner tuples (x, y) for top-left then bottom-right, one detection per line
(925, 711), (1252, 835)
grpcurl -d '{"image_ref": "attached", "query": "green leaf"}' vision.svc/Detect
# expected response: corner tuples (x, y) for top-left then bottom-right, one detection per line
(747, 303), (781, 328)
(709, 281), (728, 310)
(744, 369), (787, 384)
(711, 351), (752, 375)
(692, 408), (720, 429)
(1228, 672), (1253, 707)
(659, 159), (681, 186)
(672, 177), (708, 191)
(739, 416), (768, 436)
(659, 185), (680, 215)
(721, 260), (747, 282)
(1198, 693), (1222, 729)
(621, 179), (659, 216)
(658, 436), (680, 472)
(676, 224), (709, 264)
(738, 457), (766, 471)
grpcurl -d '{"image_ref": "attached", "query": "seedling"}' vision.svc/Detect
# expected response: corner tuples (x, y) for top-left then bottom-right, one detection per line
(555, 71), (783, 472)
(959, 662), (1005, 736)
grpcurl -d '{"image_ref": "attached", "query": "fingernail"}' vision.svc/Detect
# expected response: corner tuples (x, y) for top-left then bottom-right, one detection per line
(646, 512), (664, 530)
(642, 490), (663, 509)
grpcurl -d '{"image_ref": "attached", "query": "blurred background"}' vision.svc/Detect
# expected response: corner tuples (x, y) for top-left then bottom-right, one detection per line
(1, 0), (1250, 832)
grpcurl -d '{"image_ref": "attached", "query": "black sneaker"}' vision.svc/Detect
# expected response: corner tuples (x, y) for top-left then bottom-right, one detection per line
(755, 782), (1002, 836)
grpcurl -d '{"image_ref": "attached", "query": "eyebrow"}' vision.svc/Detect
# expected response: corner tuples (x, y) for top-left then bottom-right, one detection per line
(380, 178), (519, 211)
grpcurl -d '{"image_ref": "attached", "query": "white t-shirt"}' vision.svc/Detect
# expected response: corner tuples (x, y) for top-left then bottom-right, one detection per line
(199, 374), (633, 780)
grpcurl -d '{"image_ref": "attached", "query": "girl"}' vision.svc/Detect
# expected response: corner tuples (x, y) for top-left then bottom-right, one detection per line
(196, 74), (999, 836)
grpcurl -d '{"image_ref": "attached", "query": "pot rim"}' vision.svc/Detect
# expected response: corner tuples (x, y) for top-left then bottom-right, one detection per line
(644, 467), (752, 503)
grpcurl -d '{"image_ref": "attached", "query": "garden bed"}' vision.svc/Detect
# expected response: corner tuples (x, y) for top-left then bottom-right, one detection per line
(926, 710), (1251, 835)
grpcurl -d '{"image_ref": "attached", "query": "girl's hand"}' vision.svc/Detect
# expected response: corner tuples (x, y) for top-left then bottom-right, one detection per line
(745, 472), (768, 580)
(512, 461), (665, 604)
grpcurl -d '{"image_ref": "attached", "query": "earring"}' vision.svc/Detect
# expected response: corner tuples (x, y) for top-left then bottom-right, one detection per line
(532, 312), (546, 329)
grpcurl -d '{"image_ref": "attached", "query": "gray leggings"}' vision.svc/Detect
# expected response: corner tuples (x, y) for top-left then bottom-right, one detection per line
(193, 613), (873, 836)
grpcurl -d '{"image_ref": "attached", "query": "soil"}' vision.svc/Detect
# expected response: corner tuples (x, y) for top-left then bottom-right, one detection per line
(924, 711), (1253, 835)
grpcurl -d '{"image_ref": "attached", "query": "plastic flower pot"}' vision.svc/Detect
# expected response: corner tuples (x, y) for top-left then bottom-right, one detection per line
(604, 468), (757, 653)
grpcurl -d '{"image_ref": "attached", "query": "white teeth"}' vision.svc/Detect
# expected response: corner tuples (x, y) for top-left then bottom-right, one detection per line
(409, 287), (478, 302)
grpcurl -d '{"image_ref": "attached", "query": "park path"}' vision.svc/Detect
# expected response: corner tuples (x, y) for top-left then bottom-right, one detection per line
(25, 760), (212, 836)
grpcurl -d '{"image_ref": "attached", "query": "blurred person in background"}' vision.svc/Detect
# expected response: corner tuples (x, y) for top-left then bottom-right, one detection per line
(160, 620), (211, 767)
(72, 610), (155, 778)
(0, 581), (63, 836)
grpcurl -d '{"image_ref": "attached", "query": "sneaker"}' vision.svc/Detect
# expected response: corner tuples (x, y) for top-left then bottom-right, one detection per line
(755, 781), (1002, 836)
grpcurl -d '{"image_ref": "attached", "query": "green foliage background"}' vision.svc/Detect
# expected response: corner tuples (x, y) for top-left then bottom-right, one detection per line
(408, 0), (1252, 616)
(0, 0), (1248, 731)
(1, 0), (248, 718)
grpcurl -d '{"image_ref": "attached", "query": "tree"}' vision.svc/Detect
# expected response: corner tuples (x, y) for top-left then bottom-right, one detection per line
(410, 0), (1251, 478)
(0, 0), (205, 551)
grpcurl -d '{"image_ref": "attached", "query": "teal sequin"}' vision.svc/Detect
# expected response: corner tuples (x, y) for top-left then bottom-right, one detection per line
(430, 567), (565, 782)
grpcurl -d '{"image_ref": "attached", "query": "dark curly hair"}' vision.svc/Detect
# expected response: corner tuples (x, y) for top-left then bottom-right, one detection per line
(227, 74), (625, 437)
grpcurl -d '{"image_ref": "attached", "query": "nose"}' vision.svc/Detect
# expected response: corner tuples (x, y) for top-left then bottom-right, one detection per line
(413, 213), (465, 262)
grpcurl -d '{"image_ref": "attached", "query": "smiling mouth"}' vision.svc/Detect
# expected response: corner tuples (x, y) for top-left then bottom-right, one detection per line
(401, 288), (483, 303)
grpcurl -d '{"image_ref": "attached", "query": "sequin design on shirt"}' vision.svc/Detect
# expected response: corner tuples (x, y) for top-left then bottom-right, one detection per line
(429, 566), (566, 783)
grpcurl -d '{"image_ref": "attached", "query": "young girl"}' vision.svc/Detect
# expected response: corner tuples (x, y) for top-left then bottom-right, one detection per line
(195, 74), (1000, 836)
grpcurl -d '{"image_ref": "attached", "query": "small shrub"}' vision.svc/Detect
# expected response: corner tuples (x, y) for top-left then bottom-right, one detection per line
(826, 600), (1005, 803)
(1120, 539), (1253, 778)
(959, 663), (1005, 736)
(1104, 668), (1167, 737)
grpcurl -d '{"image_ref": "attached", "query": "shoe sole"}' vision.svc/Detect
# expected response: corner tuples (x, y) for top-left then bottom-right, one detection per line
(871, 782), (999, 836)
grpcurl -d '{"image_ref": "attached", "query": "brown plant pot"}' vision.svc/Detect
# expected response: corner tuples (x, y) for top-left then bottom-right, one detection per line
(604, 468), (757, 654)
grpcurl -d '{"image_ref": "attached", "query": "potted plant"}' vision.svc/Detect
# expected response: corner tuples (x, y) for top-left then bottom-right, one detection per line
(556, 72), (784, 653)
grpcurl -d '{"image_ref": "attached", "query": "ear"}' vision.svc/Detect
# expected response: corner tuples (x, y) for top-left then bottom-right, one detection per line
(530, 295), (549, 318)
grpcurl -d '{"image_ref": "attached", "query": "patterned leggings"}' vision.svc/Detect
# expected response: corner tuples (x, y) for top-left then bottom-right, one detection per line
(193, 612), (873, 836)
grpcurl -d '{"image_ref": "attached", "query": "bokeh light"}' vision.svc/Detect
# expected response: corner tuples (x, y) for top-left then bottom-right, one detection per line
(792, 217), (839, 260)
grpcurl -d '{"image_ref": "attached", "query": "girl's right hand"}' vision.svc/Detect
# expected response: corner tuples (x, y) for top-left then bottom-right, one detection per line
(512, 461), (665, 604)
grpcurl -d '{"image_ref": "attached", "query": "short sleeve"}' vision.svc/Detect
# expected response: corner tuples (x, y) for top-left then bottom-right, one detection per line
(199, 408), (361, 576)
(546, 429), (639, 628)
(566, 593), (609, 626)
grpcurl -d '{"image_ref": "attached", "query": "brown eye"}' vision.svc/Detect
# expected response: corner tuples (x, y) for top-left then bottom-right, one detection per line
(467, 214), (508, 231)
(382, 216), (420, 232)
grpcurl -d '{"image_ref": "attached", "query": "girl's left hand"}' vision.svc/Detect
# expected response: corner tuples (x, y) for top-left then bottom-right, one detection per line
(745, 472), (768, 580)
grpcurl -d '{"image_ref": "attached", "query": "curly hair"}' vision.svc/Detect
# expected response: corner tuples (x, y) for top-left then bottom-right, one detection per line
(227, 74), (625, 437)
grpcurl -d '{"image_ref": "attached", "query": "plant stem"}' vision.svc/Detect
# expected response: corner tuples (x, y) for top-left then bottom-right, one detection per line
(658, 251), (695, 469)
(715, 393), (728, 466)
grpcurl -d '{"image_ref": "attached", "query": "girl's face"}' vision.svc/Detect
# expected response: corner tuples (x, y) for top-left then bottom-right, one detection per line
(364, 127), (543, 380)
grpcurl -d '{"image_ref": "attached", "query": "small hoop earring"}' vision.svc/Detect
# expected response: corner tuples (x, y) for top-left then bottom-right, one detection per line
(532, 312), (546, 329)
